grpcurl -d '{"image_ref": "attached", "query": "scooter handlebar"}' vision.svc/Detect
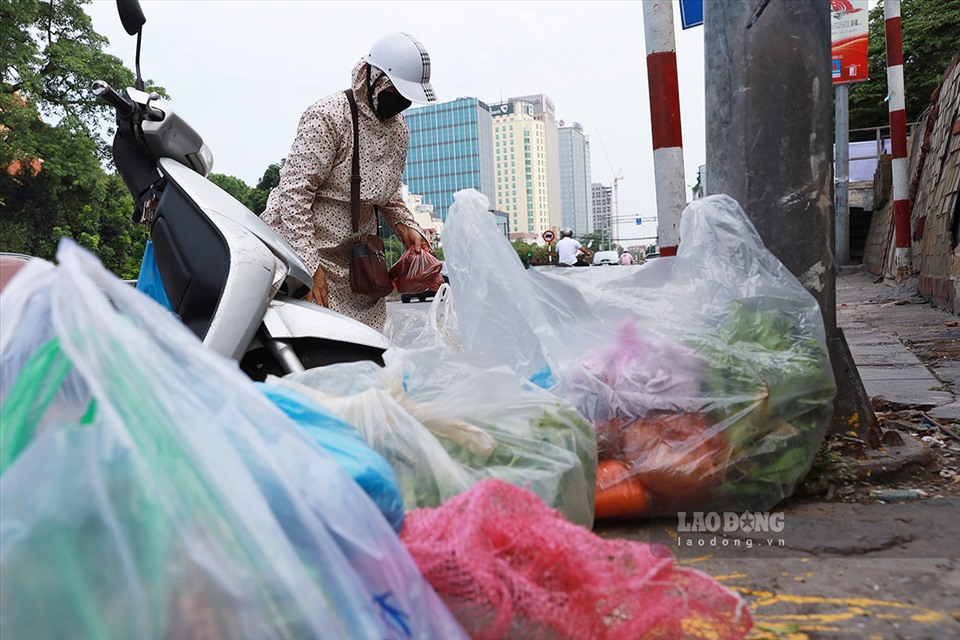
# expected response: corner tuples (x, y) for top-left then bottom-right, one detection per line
(92, 80), (135, 118)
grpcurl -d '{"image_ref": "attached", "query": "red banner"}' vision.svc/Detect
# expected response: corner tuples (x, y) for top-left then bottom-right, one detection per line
(831, 0), (870, 84)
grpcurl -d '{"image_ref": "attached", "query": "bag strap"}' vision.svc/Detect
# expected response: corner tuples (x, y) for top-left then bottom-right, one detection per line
(344, 89), (361, 235)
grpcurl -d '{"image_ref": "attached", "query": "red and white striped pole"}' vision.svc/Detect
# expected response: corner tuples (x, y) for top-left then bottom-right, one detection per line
(642, 0), (685, 257)
(884, 0), (911, 279)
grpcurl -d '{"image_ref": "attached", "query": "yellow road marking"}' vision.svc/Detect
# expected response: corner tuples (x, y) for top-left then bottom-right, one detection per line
(711, 573), (750, 582)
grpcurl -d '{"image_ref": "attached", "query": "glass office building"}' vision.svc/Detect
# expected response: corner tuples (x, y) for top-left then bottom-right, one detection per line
(403, 97), (496, 223)
(558, 123), (593, 236)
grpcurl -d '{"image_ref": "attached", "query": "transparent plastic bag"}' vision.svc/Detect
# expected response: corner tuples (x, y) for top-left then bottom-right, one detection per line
(384, 283), (461, 351)
(0, 240), (467, 640)
(275, 347), (598, 527)
(388, 246), (445, 294)
(442, 190), (836, 518)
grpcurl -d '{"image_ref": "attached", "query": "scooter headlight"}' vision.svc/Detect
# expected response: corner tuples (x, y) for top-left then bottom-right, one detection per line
(185, 142), (215, 177)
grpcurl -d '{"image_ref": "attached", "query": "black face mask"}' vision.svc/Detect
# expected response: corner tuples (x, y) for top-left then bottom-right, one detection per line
(367, 65), (411, 121)
(375, 91), (411, 121)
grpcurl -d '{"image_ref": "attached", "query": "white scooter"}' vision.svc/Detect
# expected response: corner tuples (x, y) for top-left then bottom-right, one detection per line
(94, 0), (391, 380)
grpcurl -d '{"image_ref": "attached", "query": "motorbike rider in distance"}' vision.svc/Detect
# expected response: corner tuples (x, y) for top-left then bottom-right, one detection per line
(556, 228), (592, 267)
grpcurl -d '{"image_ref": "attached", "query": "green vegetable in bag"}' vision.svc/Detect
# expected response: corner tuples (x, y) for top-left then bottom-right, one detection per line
(691, 300), (836, 507)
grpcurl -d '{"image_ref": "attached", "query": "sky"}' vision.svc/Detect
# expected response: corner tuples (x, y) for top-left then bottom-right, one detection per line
(85, 1), (708, 246)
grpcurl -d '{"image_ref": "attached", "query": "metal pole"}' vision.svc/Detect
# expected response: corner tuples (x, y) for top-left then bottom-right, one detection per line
(642, 0), (685, 257)
(884, 0), (912, 281)
(835, 83), (851, 266)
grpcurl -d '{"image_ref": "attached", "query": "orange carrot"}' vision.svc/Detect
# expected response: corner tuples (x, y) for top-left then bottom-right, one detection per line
(594, 459), (652, 520)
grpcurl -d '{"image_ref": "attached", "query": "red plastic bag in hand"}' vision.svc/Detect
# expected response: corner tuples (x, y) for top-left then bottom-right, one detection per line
(389, 247), (445, 294)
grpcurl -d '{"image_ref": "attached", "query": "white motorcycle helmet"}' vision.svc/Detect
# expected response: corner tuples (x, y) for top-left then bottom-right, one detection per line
(365, 32), (437, 104)
(560, 228), (574, 238)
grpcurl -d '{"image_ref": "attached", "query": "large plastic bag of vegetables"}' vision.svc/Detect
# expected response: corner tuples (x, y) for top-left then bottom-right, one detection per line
(400, 478), (752, 640)
(0, 240), (467, 640)
(442, 190), (836, 519)
(273, 346), (598, 527)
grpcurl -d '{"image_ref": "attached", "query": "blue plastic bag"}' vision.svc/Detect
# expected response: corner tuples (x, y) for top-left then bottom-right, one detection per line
(135, 240), (173, 311)
(259, 382), (405, 531)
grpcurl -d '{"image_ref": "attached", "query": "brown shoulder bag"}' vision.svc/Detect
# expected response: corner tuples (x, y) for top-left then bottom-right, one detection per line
(344, 89), (394, 299)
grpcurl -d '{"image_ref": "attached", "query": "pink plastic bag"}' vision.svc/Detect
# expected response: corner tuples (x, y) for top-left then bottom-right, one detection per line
(400, 479), (752, 640)
(388, 247), (444, 294)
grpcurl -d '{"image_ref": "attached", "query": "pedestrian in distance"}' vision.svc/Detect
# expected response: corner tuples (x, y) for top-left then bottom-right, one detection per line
(556, 228), (592, 267)
(619, 251), (634, 265)
(261, 32), (436, 331)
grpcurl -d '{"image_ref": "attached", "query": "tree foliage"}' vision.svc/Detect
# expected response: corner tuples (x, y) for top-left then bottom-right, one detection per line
(209, 160), (284, 215)
(248, 160), (284, 215)
(1, 0), (151, 161)
(0, 120), (147, 278)
(848, 0), (960, 133)
(1, 0), (150, 278)
(511, 239), (555, 268)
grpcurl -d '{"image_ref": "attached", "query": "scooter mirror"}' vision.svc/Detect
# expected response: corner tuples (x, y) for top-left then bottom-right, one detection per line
(116, 0), (145, 36)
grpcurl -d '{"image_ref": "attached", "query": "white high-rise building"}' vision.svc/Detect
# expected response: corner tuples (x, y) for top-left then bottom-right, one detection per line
(490, 99), (551, 240)
(592, 182), (613, 245)
(510, 94), (561, 232)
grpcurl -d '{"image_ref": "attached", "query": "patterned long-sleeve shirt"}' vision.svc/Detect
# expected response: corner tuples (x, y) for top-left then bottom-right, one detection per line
(261, 59), (421, 331)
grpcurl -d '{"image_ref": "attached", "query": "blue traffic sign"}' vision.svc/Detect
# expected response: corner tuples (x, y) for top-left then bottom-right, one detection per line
(636, 217), (643, 225)
(679, 0), (703, 30)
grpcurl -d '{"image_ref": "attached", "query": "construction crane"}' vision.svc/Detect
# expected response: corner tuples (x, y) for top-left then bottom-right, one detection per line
(595, 130), (622, 251)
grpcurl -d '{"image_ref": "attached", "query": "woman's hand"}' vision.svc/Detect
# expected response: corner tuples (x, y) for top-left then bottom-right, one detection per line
(303, 264), (329, 307)
(396, 224), (430, 254)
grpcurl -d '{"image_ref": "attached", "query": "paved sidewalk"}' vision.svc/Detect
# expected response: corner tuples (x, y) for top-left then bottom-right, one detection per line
(836, 267), (960, 421)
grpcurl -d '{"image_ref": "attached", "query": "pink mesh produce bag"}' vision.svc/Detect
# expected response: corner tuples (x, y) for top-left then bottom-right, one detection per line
(400, 479), (752, 640)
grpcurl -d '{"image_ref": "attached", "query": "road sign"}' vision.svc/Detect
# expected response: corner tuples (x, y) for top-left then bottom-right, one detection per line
(635, 217), (643, 225)
(542, 229), (555, 243)
(679, 0), (703, 30)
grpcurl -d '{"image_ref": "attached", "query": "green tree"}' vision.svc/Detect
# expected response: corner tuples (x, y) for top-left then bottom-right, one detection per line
(1, 0), (152, 277)
(383, 234), (403, 266)
(511, 239), (555, 267)
(849, 0), (960, 132)
(1, 0), (155, 161)
(248, 160), (284, 215)
(208, 172), (253, 206)
(0, 118), (147, 278)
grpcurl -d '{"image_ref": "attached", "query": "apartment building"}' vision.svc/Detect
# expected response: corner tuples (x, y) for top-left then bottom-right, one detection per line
(403, 97), (496, 223)
(490, 99), (551, 239)
(592, 182), (613, 244)
(509, 94), (562, 232)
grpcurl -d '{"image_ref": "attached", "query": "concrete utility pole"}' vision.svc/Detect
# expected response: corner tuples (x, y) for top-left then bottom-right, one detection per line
(703, 0), (880, 442)
(642, 0), (685, 257)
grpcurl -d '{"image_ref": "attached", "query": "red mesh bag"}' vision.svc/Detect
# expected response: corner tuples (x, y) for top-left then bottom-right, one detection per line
(388, 246), (445, 294)
(401, 479), (751, 640)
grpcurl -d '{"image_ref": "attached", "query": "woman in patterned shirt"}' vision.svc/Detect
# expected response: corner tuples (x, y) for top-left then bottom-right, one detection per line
(262, 32), (437, 331)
